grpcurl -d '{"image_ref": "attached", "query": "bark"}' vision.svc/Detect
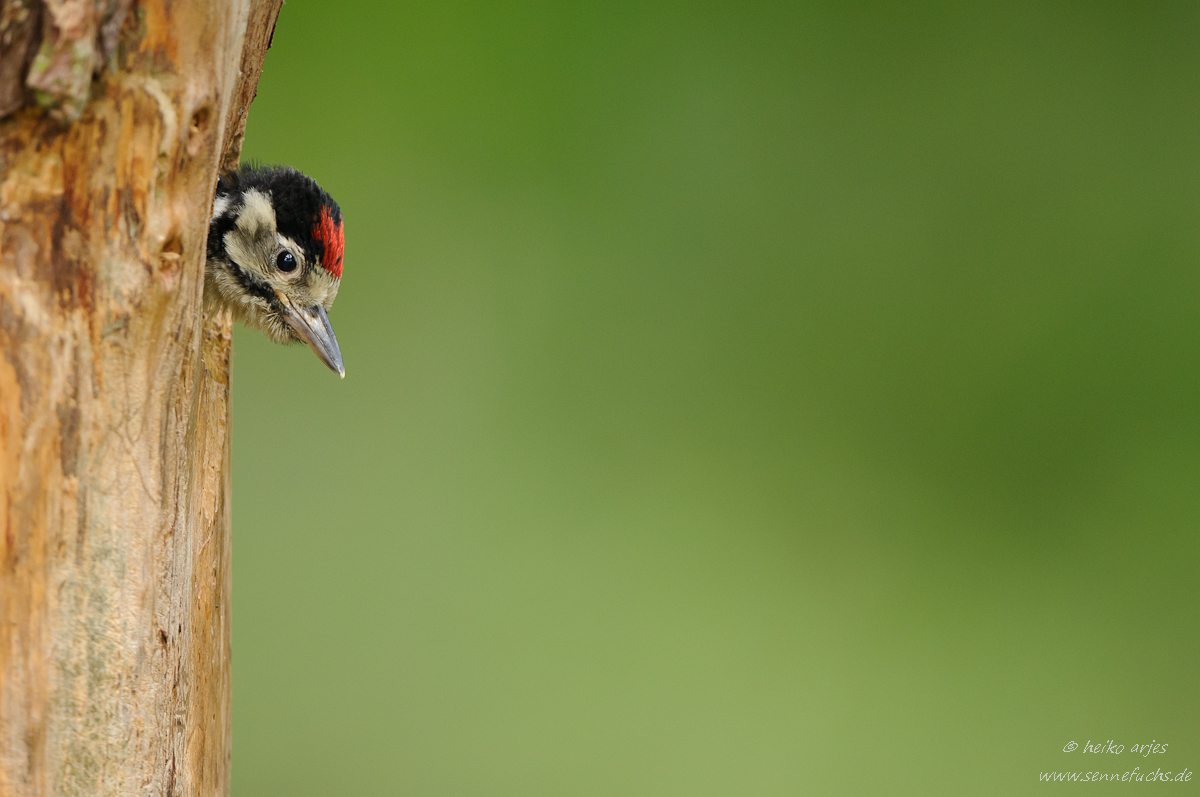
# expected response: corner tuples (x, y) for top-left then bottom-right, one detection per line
(0, 1), (281, 795)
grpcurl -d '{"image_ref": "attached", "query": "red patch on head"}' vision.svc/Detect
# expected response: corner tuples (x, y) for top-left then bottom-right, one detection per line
(314, 205), (344, 278)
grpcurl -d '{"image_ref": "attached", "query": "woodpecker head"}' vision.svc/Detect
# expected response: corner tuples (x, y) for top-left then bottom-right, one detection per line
(207, 164), (345, 377)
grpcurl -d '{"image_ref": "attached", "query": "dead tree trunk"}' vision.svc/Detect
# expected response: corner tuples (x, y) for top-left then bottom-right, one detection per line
(0, 1), (281, 794)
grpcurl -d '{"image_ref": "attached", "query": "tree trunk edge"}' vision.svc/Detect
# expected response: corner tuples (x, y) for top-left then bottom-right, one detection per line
(0, 2), (282, 795)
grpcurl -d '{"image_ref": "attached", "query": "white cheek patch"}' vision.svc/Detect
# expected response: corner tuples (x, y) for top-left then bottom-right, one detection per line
(223, 229), (272, 279)
(222, 188), (281, 278)
(237, 189), (277, 238)
(212, 194), (231, 220)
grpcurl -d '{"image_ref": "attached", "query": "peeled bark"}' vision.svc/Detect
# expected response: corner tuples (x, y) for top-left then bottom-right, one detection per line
(0, 1), (281, 794)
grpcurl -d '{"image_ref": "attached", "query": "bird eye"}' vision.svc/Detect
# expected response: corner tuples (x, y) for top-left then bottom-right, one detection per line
(276, 251), (297, 272)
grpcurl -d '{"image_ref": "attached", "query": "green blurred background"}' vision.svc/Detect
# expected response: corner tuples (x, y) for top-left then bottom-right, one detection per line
(233, 2), (1200, 794)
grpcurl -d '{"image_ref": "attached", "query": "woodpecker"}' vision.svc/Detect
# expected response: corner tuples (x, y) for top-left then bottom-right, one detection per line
(206, 164), (346, 377)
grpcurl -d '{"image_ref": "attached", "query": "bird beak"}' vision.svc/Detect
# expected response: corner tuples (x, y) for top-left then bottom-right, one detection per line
(278, 295), (345, 378)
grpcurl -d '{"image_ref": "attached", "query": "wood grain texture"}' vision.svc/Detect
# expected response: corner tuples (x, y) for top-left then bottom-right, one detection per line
(0, 0), (43, 117)
(0, 1), (282, 794)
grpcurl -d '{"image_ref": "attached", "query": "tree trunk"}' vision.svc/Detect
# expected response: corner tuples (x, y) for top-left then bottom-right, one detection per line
(0, 1), (281, 794)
